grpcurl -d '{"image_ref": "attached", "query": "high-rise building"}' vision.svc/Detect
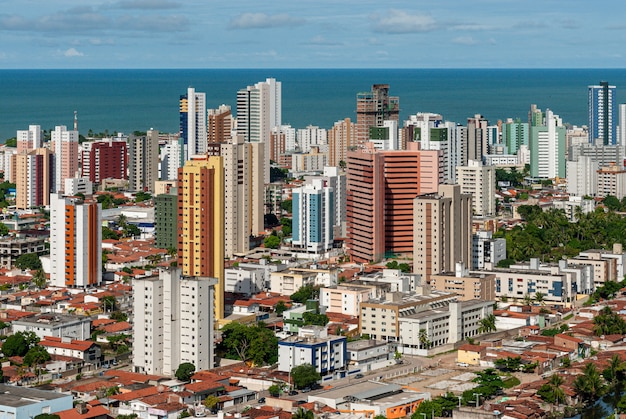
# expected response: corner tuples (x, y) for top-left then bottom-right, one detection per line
(0, 146), (17, 183)
(14, 148), (53, 210)
(297, 125), (327, 153)
(159, 138), (182, 181)
(49, 193), (102, 288)
(566, 157), (598, 197)
(132, 267), (216, 376)
(177, 156), (225, 320)
(128, 129), (159, 192)
(502, 118), (529, 155)
(16, 125), (42, 153)
(472, 230), (506, 270)
(179, 87), (207, 163)
(346, 143), (442, 263)
(292, 178), (334, 253)
(265, 78), (282, 129)
(466, 114), (488, 163)
(529, 108), (566, 179)
(52, 125), (79, 193)
(207, 135), (264, 258)
(323, 166), (347, 238)
(327, 118), (356, 167)
(81, 139), (127, 185)
(208, 105), (233, 144)
(404, 113), (454, 181)
(356, 84), (399, 145)
(597, 163), (626, 199)
(619, 104), (626, 147)
(588, 81), (617, 145)
(155, 187), (178, 250)
(456, 160), (496, 217)
(413, 184), (472, 282)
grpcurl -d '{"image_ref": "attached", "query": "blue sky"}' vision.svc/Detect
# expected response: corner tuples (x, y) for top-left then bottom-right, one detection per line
(1, 0), (625, 69)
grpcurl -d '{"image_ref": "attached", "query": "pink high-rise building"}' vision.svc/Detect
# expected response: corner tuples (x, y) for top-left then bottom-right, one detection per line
(52, 126), (79, 193)
(346, 143), (443, 263)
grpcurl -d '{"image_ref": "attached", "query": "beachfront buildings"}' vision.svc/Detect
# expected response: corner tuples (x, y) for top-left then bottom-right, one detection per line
(413, 184), (472, 283)
(132, 267), (217, 376)
(589, 81), (617, 145)
(128, 129), (159, 192)
(328, 118), (357, 167)
(14, 148), (53, 209)
(49, 193), (102, 288)
(177, 156), (225, 319)
(346, 143), (442, 263)
(16, 124), (42, 153)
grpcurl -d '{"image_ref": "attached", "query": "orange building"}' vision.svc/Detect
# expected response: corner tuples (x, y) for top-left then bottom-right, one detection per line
(346, 143), (442, 263)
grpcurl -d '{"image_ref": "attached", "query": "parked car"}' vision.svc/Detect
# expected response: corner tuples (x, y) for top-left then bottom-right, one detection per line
(355, 373), (364, 379)
(289, 390), (298, 396)
(258, 397), (266, 404)
(301, 387), (311, 393)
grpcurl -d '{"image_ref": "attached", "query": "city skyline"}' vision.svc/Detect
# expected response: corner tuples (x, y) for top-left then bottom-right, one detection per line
(0, 1), (625, 69)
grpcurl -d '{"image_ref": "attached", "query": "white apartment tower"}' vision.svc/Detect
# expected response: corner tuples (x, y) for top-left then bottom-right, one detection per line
(17, 125), (42, 153)
(292, 178), (334, 253)
(297, 125), (327, 153)
(180, 87), (207, 162)
(132, 267), (216, 376)
(456, 159), (496, 216)
(52, 125), (79, 193)
(567, 156), (598, 197)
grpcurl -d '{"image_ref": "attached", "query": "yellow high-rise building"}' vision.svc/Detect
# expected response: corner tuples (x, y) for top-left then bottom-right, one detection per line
(177, 155), (225, 320)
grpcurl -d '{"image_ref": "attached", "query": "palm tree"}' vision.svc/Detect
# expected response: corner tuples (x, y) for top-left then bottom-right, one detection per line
(548, 374), (566, 406)
(523, 294), (534, 306)
(478, 314), (497, 334)
(535, 292), (545, 306)
(574, 363), (606, 404)
(293, 408), (314, 419)
(418, 329), (431, 350)
(31, 268), (46, 289)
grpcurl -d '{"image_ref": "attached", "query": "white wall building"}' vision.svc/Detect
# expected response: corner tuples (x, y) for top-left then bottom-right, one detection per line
(224, 266), (265, 296)
(292, 178), (334, 253)
(132, 268), (217, 377)
(64, 177), (93, 196)
(278, 326), (347, 376)
(567, 156), (598, 197)
(297, 125), (327, 153)
(159, 138), (182, 181)
(472, 230), (506, 270)
(320, 285), (374, 317)
(456, 159), (496, 216)
(12, 314), (91, 341)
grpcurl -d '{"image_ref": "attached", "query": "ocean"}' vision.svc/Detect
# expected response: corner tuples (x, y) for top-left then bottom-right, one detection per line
(1, 68), (625, 141)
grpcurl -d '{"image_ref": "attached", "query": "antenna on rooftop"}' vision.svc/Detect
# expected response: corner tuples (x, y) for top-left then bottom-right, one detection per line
(74, 111), (78, 131)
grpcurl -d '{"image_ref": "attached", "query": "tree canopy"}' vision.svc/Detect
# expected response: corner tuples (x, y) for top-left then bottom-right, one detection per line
(15, 253), (42, 271)
(2, 331), (39, 357)
(23, 345), (51, 367)
(593, 306), (626, 336)
(290, 284), (318, 304)
(291, 364), (321, 389)
(175, 362), (196, 381)
(385, 260), (411, 273)
(217, 322), (278, 365)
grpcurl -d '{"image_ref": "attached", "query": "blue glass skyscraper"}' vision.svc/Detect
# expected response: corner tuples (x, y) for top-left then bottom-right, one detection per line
(588, 81), (617, 145)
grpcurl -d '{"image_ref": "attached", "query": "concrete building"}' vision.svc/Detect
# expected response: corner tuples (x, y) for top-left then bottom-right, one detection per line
(0, 146), (16, 183)
(569, 245), (625, 286)
(49, 193), (102, 288)
(466, 114), (489, 163)
(589, 81), (617, 145)
(356, 84), (400, 145)
(207, 135), (264, 258)
(12, 313), (92, 340)
(568, 142), (626, 167)
(224, 265), (265, 296)
(328, 118), (356, 167)
(320, 284), (374, 317)
(399, 299), (494, 354)
(0, 235), (46, 268)
(64, 177), (93, 196)
(208, 104), (234, 144)
(346, 339), (393, 372)
(502, 118), (529, 154)
(413, 184), (472, 282)
(430, 262), (495, 301)
(456, 159), (496, 216)
(369, 120), (399, 151)
(566, 156), (598, 197)
(128, 129), (159, 192)
(52, 125), (79, 193)
(0, 384), (73, 418)
(177, 156), (225, 320)
(14, 148), (53, 209)
(551, 197), (596, 221)
(291, 146), (327, 173)
(403, 113), (454, 181)
(277, 325), (347, 376)
(597, 163), (626, 199)
(355, 269), (421, 294)
(347, 143), (442, 263)
(159, 138), (182, 181)
(359, 287), (459, 342)
(297, 125), (327, 153)
(269, 269), (318, 296)
(180, 87), (207, 162)
(472, 230), (506, 270)
(132, 268), (217, 376)
(292, 178), (334, 253)
(40, 336), (102, 366)
(16, 124), (43, 153)
(529, 107), (566, 179)
(154, 187), (178, 250)
(81, 138), (127, 185)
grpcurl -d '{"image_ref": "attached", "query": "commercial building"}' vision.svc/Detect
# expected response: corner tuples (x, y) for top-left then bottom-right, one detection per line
(179, 87), (207, 162)
(430, 262), (495, 301)
(597, 163), (626, 199)
(466, 114), (489, 163)
(347, 143), (442, 263)
(52, 125), (79, 193)
(128, 129), (159, 192)
(0, 384), (73, 418)
(502, 118), (529, 154)
(12, 313), (92, 340)
(177, 156), (225, 319)
(472, 230), (506, 270)
(356, 84), (400, 145)
(277, 325), (347, 376)
(81, 138), (128, 184)
(132, 268), (217, 376)
(297, 125), (327, 153)
(589, 81), (617, 145)
(49, 193), (102, 288)
(413, 184), (472, 282)
(456, 159), (496, 216)
(208, 104), (234, 144)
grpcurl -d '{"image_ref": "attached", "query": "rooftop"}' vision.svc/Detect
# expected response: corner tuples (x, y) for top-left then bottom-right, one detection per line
(0, 383), (70, 407)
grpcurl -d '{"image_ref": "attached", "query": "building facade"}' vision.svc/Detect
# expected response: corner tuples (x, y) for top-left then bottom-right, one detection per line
(154, 187), (178, 250)
(356, 84), (400, 145)
(14, 148), (53, 209)
(81, 139), (127, 184)
(180, 87), (207, 162)
(588, 81), (617, 145)
(128, 129), (159, 192)
(278, 326), (347, 376)
(52, 125), (79, 193)
(456, 159), (496, 216)
(292, 178), (334, 253)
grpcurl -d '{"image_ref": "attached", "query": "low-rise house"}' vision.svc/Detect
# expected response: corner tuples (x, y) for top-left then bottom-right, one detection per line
(40, 336), (103, 366)
(457, 344), (485, 366)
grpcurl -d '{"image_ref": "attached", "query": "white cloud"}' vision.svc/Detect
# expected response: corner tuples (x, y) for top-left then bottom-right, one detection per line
(229, 13), (304, 29)
(64, 47), (84, 57)
(452, 36), (477, 45)
(307, 35), (343, 46)
(371, 10), (436, 34)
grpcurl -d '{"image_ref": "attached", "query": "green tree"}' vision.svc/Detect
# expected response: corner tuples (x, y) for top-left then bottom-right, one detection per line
(268, 384), (282, 397)
(23, 345), (51, 367)
(135, 191), (152, 202)
(31, 268), (47, 289)
(478, 314), (497, 333)
(593, 306), (626, 336)
(302, 312), (329, 326)
(275, 300), (288, 315)
(218, 322), (278, 365)
(280, 218), (292, 236)
(102, 226), (120, 240)
(535, 292), (545, 305)
(291, 364), (321, 389)
(292, 408), (314, 419)
(203, 395), (220, 409)
(110, 311), (128, 322)
(14, 253), (42, 271)
(0, 222), (8, 236)
(537, 374), (566, 405)
(175, 362), (196, 381)
(2, 331), (38, 357)
(494, 356), (521, 372)
(102, 295), (118, 313)
(574, 363), (606, 403)
(280, 200), (292, 214)
(290, 284), (317, 304)
(411, 399), (442, 418)
(418, 329), (431, 349)
(264, 234), (281, 249)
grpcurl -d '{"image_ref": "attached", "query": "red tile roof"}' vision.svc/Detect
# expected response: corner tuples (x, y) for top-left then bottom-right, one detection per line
(40, 336), (96, 352)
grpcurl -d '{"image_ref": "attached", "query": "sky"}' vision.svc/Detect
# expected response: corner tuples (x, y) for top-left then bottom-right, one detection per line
(1, 0), (626, 69)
